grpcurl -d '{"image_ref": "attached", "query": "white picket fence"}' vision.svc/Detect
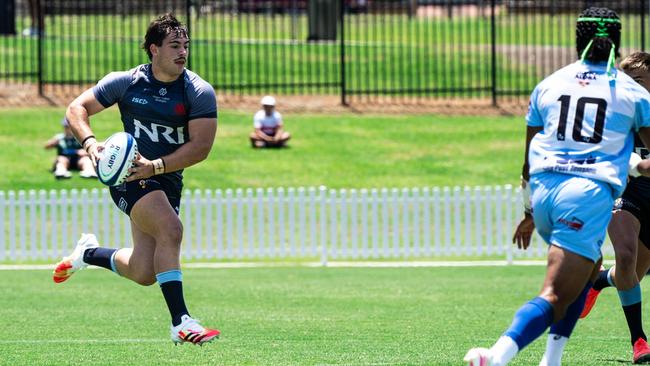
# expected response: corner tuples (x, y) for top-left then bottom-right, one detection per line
(0, 185), (615, 263)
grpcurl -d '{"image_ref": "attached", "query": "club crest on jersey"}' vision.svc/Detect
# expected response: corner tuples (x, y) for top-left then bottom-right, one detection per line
(174, 103), (186, 116)
(159, 88), (167, 96)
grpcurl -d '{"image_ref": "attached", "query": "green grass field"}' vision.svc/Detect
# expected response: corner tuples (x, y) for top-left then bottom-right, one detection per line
(0, 266), (640, 365)
(0, 107), (524, 191)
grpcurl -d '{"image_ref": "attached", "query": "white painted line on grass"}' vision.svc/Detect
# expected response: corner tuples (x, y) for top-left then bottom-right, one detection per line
(0, 259), (614, 271)
(0, 339), (168, 344)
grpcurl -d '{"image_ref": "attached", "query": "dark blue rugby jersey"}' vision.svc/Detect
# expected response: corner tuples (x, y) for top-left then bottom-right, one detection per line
(93, 64), (217, 187)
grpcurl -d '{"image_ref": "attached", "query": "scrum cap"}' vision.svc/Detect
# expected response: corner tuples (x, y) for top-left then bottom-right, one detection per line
(576, 7), (621, 78)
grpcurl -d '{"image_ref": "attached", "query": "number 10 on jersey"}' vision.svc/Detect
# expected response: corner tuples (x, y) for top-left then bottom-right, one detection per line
(557, 95), (607, 144)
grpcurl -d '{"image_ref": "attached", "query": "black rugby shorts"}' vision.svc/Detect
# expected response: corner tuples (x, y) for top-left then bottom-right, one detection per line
(615, 176), (650, 249)
(109, 177), (181, 216)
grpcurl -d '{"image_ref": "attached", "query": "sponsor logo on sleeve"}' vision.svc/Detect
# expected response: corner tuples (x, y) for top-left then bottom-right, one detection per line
(132, 97), (148, 105)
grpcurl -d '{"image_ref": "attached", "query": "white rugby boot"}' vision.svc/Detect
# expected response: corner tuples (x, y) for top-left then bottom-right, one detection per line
(464, 347), (494, 366)
(52, 233), (99, 283)
(170, 315), (221, 345)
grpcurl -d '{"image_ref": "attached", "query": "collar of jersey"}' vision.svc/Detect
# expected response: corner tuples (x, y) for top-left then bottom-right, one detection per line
(144, 63), (185, 85)
(578, 60), (616, 73)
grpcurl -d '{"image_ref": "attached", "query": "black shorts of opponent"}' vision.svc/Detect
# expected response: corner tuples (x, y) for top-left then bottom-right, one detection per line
(615, 176), (650, 249)
(52, 155), (80, 171)
(109, 176), (182, 216)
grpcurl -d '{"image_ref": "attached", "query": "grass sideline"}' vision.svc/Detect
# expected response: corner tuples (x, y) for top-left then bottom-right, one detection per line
(0, 107), (524, 191)
(0, 266), (638, 365)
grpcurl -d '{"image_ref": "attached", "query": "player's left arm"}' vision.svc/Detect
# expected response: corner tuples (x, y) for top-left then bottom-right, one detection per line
(158, 117), (217, 172)
(127, 117), (217, 181)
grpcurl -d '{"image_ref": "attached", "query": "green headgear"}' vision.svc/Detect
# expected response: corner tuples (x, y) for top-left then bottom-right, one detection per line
(577, 16), (621, 79)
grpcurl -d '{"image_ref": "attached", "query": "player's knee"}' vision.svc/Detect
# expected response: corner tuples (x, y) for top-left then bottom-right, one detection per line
(133, 272), (156, 286)
(615, 244), (637, 270)
(157, 218), (183, 245)
(539, 292), (565, 319)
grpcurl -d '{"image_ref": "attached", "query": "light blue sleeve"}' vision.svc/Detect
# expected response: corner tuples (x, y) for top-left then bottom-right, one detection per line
(92, 71), (132, 108)
(525, 85), (543, 127)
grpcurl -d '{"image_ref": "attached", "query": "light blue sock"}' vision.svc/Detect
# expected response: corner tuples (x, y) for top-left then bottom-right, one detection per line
(109, 249), (120, 275)
(156, 269), (183, 284)
(618, 284), (642, 306)
(504, 296), (554, 350)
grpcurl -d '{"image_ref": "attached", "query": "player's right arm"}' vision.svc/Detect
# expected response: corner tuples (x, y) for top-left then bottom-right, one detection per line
(67, 70), (132, 165)
(513, 89), (544, 250)
(521, 126), (543, 181)
(66, 88), (107, 164)
(513, 125), (542, 250)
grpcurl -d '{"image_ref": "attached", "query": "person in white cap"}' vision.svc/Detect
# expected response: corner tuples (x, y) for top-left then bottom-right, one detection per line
(250, 95), (291, 148)
(44, 117), (97, 179)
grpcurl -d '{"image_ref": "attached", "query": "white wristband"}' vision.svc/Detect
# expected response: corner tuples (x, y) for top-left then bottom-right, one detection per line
(521, 177), (532, 214)
(82, 137), (97, 153)
(152, 158), (165, 175)
(629, 152), (642, 178)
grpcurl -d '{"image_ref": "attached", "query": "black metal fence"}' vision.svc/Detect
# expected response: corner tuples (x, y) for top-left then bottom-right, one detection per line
(0, 0), (648, 105)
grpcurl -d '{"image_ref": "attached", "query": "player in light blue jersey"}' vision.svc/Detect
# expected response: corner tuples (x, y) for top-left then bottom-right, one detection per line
(52, 14), (220, 345)
(465, 7), (650, 366)
(579, 52), (650, 364)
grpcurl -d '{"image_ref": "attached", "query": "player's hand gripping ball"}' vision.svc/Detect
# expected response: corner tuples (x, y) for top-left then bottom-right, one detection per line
(96, 132), (138, 186)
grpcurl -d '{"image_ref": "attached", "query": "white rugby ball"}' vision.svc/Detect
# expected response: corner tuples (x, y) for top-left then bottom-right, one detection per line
(96, 132), (138, 186)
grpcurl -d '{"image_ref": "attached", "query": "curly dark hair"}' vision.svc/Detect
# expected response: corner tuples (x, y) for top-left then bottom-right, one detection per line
(142, 14), (188, 60)
(576, 7), (621, 63)
(620, 52), (650, 74)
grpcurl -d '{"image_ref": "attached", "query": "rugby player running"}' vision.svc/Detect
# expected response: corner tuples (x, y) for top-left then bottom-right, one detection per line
(466, 7), (650, 366)
(578, 51), (650, 364)
(52, 14), (220, 345)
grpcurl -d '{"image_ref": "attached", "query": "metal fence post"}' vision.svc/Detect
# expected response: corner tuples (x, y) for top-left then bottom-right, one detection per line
(340, 0), (347, 106)
(490, 0), (497, 107)
(186, 0), (192, 71)
(37, 0), (43, 96)
(642, 0), (647, 51)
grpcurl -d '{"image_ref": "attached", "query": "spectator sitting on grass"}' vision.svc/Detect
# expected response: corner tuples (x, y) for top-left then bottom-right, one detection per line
(44, 118), (97, 179)
(249, 95), (291, 148)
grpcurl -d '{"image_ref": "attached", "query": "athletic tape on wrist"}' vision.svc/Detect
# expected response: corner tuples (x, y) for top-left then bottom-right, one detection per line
(152, 158), (165, 175)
